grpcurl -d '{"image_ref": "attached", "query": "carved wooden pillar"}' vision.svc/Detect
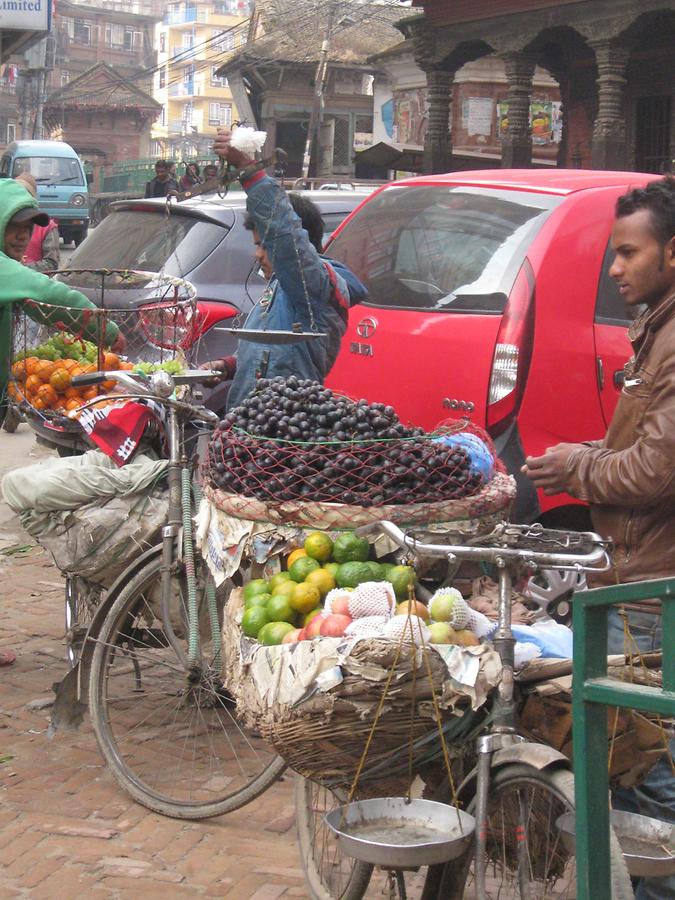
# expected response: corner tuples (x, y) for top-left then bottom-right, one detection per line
(590, 40), (629, 171)
(500, 52), (536, 168)
(423, 67), (453, 175)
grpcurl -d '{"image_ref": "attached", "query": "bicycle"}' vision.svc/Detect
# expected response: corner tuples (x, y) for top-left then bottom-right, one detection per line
(295, 520), (635, 899)
(67, 367), (286, 819)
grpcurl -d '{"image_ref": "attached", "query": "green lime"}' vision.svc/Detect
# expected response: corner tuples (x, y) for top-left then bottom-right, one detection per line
(290, 582), (321, 614)
(332, 533), (370, 564)
(270, 579), (296, 601)
(364, 561), (382, 580)
(324, 562), (340, 578)
(244, 593), (271, 609)
(241, 606), (270, 638)
(303, 531), (334, 563)
(267, 594), (297, 624)
(335, 561), (373, 589)
(269, 571), (292, 592)
(259, 621), (296, 646)
(289, 556), (321, 583)
(386, 565), (417, 600)
(379, 563), (396, 580)
(243, 578), (270, 602)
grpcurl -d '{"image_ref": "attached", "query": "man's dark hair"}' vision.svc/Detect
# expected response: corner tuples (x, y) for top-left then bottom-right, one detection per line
(155, 160), (169, 171)
(244, 193), (325, 252)
(203, 164), (218, 176)
(617, 175), (675, 245)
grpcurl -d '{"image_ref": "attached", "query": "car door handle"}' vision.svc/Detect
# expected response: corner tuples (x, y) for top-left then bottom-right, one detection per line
(613, 370), (625, 389)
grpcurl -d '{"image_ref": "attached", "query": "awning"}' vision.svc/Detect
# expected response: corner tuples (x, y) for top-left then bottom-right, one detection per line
(355, 141), (424, 173)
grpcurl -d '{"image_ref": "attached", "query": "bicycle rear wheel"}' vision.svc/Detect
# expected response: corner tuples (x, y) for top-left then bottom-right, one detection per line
(88, 555), (285, 819)
(295, 776), (374, 900)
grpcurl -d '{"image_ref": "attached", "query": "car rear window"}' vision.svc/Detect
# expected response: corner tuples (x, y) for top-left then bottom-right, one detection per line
(328, 184), (561, 313)
(69, 209), (227, 277)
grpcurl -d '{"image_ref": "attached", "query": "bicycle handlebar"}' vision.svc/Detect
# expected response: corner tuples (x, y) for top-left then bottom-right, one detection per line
(355, 520), (612, 572)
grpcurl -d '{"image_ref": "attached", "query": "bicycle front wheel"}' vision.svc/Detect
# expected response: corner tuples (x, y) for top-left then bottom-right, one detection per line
(295, 776), (374, 900)
(437, 764), (633, 900)
(88, 555), (285, 819)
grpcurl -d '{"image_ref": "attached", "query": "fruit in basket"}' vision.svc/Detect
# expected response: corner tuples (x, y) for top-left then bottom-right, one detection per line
(428, 622), (458, 645)
(268, 571), (293, 592)
(303, 607), (322, 626)
(336, 561), (373, 589)
(385, 565), (417, 600)
(270, 580), (296, 602)
(243, 579), (270, 602)
(244, 593), (271, 610)
(241, 606), (270, 638)
(303, 531), (334, 563)
(267, 595), (296, 624)
(305, 613), (328, 638)
(36, 384), (58, 407)
(429, 588), (470, 630)
(287, 548), (307, 567)
(49, 369), (72, 392)
(258, 621), (296, 645)
(330, 594), (351, 616)
(289, 556), (321, 583)
(332, 533), (369, 564)
(395, 599), (430, 623)
(304, 568), (336, 598)
(454, 629), (480, 647)
(324, 562), (340, 578)
(282, 628), (303, 644)
(289, 582), (321, 614)
(320, 614), (352, 638)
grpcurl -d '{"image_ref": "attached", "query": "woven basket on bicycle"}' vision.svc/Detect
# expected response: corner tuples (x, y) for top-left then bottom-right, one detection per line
(222, 588), (500, 793)
(204, 401), (516, 534)
(8, 269), (197, 426)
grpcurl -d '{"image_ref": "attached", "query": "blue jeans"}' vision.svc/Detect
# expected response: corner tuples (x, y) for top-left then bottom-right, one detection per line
(607, 608), (675, 900)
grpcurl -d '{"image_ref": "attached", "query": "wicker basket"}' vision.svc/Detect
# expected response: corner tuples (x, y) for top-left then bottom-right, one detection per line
(223, 588), (496, 791)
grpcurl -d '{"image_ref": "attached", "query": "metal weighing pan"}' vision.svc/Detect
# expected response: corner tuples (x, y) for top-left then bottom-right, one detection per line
(557, 810), (675, 877)
(324, 797), (475, 868)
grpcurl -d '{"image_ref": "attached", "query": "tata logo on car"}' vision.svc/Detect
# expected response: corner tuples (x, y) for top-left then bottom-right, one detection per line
(356, 316), (378, 338)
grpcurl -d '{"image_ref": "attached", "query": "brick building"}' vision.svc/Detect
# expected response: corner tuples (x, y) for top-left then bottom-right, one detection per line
(399, 0), (674, 173)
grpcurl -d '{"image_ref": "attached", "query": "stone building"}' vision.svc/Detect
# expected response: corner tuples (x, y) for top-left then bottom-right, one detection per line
(400, 0), (674, 173)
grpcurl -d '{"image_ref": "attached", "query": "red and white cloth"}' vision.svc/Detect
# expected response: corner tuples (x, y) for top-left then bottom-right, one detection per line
(76, 399), (165, 466)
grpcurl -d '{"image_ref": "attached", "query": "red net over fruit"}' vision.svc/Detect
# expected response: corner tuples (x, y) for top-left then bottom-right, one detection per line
(205, 377), (504, 512)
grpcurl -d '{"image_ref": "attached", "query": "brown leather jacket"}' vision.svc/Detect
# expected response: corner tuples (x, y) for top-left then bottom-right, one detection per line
(563, 289), (675, 589)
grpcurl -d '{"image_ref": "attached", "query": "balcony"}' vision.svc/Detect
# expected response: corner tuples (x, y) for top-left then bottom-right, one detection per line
(169, 81), (201, 97)
(163, 8), (208, 26)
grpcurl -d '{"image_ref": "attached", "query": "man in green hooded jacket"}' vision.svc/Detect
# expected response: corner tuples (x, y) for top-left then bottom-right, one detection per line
(0, 179), (120, 428)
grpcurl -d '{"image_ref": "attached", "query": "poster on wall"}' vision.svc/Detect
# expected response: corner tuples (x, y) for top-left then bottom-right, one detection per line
(462, 97), (494, 137)
(498, 100), (562, 143)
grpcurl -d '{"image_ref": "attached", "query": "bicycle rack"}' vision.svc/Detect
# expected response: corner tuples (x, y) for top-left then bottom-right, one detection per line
(572, 575), (675, 899)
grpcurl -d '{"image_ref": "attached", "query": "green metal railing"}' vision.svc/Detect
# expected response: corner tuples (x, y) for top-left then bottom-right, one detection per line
(573, 576), (675, 899)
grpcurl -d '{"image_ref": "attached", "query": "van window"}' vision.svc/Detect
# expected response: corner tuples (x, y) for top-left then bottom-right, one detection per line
(328, 184), (561, 313)
(12, 155), (85, 186)
(0, 155), (10, 176)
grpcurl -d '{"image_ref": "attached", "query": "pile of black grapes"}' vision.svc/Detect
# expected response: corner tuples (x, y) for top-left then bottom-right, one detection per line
(207, 376), (485, 506)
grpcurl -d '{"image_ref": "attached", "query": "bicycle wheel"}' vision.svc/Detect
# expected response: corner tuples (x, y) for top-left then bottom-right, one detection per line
(295, 776), (374, 900)
(89, 555), (286, 819)
(435, 764), (633, 900)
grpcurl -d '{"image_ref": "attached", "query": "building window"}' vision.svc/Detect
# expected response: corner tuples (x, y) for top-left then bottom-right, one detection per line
(124, 28), (142, 51)
(61, 70), (70, 86)
(61, 17), (74, 39)
(183, 103), (193, 126)
(159, 108), (166, 126)
(212, 29), (233, 52)
(208, 102), (231, 126)
(211, 66), (227, 87)
(159, 68), (166, 89)
(74, 19), (93, 45)
(159, 32), (166, 53)
(7, 122), (16, 143)
(182, 32), (194, 49)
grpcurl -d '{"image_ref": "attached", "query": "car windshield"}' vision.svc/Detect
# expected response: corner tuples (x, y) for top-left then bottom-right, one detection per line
(328, 184), (562, 313)
(13, 156), (85, 186)
(68, 209), (228, 278)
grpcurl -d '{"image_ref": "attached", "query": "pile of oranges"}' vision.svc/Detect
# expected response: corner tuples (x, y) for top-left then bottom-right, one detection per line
(8, 352), (135, 417)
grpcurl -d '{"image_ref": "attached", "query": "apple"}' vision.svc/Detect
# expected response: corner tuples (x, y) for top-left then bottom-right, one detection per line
(428, 622), (457, 645)
(296, 627), (307, 641)
(454, 629), (480, 647)
(429, 590), (463, 623)
(331, 595), (351, 617)
(282, 628), (303, 645)
(303, 607), (322, 626)
(305, 613), (328, 639)
(319, 614), (353, 638)
(395, 599), (430, 623)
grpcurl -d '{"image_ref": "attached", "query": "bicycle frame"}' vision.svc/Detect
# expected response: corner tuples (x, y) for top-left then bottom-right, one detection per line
(355, 520), (612, 898)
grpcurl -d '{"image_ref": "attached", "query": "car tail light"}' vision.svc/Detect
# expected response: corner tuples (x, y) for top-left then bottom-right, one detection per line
(486, 260), (536, 438)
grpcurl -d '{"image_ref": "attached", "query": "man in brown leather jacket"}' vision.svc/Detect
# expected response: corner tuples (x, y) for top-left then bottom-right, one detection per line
(523, 175), (675, 900)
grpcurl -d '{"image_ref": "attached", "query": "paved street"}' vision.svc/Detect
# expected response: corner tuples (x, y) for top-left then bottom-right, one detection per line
(0, 425), (306, 899)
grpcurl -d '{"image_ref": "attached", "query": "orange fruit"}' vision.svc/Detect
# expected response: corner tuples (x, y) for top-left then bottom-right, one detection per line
(36, 359), (56, 382)
(70, 365), (84, 378)
(11, 360), (27, 381)
(287, 548), (307, 568)
(64, 386), (81, 400)
(305, 568), (336, 598)
(289, 582), (321, 614)
(120, 360), (134, 370)
(82, 363), (97, 374)
(32, 397), (48, 411)
(65, 398), (82, 411)
(24, 357), (41, 376)
(50, 368), (72, 393)
(36, 384), (58, 407)
(102, 379), (117, 392)
(102, 352), (120, 370)
(303, 531), (334, 563)
(25, 374), (42, 395)
(81, 387), (98, 400)
(61, 358), (78, 372)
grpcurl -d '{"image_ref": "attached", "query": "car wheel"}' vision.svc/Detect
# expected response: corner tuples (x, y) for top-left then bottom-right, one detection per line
(523, 567), (587, 626)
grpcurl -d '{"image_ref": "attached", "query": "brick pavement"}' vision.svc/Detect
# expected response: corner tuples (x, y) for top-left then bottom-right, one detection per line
(0, 427), (311, 899)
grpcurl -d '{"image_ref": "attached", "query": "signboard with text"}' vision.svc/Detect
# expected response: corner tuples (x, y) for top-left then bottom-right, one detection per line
(0, 0), (51, 33)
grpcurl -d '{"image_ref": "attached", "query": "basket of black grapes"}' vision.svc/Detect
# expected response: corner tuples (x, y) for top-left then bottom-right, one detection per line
(204, 377), (516, 530)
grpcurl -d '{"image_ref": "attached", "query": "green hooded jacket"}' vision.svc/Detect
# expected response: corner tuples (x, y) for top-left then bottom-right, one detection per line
(0, 179), (117, 410)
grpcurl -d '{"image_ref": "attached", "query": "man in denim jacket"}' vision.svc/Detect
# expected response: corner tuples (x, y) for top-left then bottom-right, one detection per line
(212, 128), (367, 410)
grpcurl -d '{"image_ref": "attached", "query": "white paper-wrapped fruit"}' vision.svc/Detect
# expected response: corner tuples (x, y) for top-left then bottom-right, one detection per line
(326, 582), (395, 619)
(429, 587), (470, 630)
(344, 615), (389, 639)
(383, 614), (431, 646)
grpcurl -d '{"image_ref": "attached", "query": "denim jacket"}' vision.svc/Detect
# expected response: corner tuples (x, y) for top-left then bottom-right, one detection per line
(226, 173), (367, 410)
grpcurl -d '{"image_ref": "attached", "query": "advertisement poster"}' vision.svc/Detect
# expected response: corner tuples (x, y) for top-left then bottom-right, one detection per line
(0, 0), (50, 31)
(498, 100), (562, 144)
(463, 97), (494, 137)
(393, 89), (427, 146)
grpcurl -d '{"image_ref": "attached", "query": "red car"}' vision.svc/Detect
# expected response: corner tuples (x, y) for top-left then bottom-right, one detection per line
(326, 169), (658, 526)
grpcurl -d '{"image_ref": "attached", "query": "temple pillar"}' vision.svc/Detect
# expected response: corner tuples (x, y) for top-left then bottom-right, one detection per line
(500, 52), (536, 168)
